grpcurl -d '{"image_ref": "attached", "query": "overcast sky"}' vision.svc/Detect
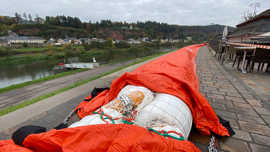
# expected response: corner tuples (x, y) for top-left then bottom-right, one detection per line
(1, 0), (269, 27)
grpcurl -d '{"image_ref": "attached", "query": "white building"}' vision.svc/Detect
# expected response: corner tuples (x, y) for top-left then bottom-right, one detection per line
(0, 31), (45, 47)
(127, 39), (141, 44)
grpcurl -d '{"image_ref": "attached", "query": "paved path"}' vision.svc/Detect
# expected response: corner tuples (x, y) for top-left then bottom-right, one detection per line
(0, 60), (137, 110)
(1, 46), (270, 152)
(223, 63), (270, 109)
(189, 46), (270, 152)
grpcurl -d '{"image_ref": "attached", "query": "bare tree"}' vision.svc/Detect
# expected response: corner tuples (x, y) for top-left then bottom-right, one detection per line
(242, 2), (261, 21)
(28, 14), (33, 22)
(14, 12), (22, 23)
(34, 14), (43, 24)
(23, 12), (28, 21)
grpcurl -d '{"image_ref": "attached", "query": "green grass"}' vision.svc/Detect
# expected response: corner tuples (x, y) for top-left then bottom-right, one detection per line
(14, 47), (47, 52)
(0, 68), (88, 94)
(0, 51), (173, 116)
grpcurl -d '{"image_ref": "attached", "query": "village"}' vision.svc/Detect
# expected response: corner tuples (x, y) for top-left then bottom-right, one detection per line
(0, 30), (190, 48)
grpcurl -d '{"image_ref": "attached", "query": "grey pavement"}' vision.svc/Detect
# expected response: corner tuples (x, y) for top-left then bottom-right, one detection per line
(223, 63), (270, 109)
(189, 46), (270, 152)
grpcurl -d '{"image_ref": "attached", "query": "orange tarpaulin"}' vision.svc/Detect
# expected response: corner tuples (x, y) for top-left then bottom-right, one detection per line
(0, 125), (200, 152)
(76, 43), (229, 136)
(0, 44), (229, 152)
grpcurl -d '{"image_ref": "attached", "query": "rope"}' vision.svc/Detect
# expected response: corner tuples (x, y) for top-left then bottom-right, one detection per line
(93, 111), (118, 124)
(92, 110), (185, 141)
(147, 128), (184, 141)
(93, 110), (134, 125)
(122, 119), (134, 125)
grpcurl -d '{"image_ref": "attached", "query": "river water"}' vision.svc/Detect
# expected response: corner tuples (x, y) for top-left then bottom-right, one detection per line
(0, 61), (66, 89)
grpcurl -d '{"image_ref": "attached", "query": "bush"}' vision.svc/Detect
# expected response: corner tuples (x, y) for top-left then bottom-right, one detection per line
(63, 43), (72, 50)
(54, 53), (65, 59)
(79, 50), (105, 62)
(128, 47), (140, 58)
(65, 50), (76, 57)
(115, 41), (130, 48)
(0, 47), (9, 56)
(83, 43), (91, 51)
(46, 50), (54, 56)
(22, 43), (28, 48)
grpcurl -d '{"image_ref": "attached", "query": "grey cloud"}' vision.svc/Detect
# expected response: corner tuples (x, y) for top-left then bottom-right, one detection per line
(1, 0), (269, 26)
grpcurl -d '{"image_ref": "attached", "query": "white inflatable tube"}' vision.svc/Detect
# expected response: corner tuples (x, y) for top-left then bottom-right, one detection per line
(135, 93), (193, 139)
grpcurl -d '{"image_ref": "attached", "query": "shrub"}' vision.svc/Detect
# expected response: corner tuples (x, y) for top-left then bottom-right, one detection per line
(115, 41), (130, 48)
(0, 47), (9, 56)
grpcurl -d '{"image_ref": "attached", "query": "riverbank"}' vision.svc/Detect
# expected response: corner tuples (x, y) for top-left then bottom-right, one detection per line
(0, 41), (183, 66)
(0, 46), (174, 93)
(0, 50), (173, 116)
(0, 68), (88, 94)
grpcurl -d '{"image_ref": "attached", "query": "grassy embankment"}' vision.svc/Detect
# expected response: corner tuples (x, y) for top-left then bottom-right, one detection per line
(0, 46), (71, 66)
(0, 50), (173, 116)
(0, 44), (169, 66)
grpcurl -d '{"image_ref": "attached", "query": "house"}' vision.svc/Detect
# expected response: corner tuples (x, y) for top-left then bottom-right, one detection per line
(91, 38), (105, 43)
(228, 9), (270, 44)
(170, 39), (181, 43)
(250, 32), (270, 44)
(46, 38), (56, 45)
(0, 31), (46, 47)
(80, 38), (92, 44)
(0, 36), (45, 48)
(9, 36), (45, 45)
(64, 38), (75, 44)
(161, 39), (169, 43)
(127, 39), (141, 44)
(141, 37), (149, 42)
(57, 39), (65, 45)
(56, 37), (82, 45)
(113, 40), (121, 44)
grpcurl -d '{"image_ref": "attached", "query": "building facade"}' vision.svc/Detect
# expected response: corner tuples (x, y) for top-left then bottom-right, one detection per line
(228, 9), (270, 44)
(0, 31), (45, 47)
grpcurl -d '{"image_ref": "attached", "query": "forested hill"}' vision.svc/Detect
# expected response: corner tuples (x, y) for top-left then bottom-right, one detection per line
(0, 15), (235, 41)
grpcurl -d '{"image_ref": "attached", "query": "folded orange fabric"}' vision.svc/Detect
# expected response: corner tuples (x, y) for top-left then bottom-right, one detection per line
(77, 43), (229, 136)
(0, 44), (229, 152)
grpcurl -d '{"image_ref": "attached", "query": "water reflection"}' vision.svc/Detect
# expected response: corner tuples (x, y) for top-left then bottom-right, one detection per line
(0, 60), (66, 89)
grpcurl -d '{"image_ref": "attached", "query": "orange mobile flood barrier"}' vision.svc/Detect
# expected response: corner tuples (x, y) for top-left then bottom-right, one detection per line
(0, 43), (229, 152)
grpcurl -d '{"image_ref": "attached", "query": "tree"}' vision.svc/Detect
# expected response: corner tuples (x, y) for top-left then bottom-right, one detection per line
(14, 12), (22, 24)
(0, 24), (8, 35)
(129, 47), (140, 58)
(115, 41), (130, 48)
(23, 12), (28, 21)
(35, 14), (43, 24)
(242, 2), (261, 21)
(28, 14), (32, 22)
(103, 39), (114, 48)
(22, 43), (28, 48)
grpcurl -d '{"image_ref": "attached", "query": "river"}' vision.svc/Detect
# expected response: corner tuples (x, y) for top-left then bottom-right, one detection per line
(0, 60), (67, 89)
